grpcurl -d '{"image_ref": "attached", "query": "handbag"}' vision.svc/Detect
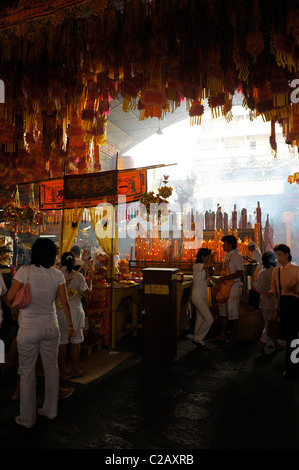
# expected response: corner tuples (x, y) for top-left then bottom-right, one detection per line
(12, 266), (31, 309)
(269, 267), (284, 340)
(248, 288), (260, 308)
(267, 311), (281, 339)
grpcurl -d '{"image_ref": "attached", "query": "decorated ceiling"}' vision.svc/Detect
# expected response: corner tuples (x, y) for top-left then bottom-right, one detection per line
(0, 0), (298, 189)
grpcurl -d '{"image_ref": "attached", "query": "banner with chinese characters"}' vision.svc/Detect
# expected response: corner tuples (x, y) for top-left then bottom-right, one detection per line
(64, 170), (117, 200)
(39, 169), (147, 210)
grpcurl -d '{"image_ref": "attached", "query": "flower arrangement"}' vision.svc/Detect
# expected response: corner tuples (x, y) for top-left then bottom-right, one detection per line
(140, 176), (173, 218)
(118, 259), (129, 274)
(158, 185), (173, 199)
(288, 172), (299, 184)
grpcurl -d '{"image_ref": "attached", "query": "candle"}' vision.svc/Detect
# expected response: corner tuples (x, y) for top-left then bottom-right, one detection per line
(130, 244), (133, 260)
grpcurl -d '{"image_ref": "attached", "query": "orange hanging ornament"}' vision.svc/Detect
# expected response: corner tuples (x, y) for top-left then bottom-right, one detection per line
(255, 82), (275, 122)
(269, 120), (277, 158)
(189, 99), (204, 125)
(288, 106), (299, 146)
(233, 35), (249, 81)
(165, 69), (182, 113)
(270, 67), (289, 109)
(208, 93), (226, 119)
(274, 34), (296, 72)
(246, 30), (264, 60)
(207, 44), (224, 95)
(143, 47), (165, 120)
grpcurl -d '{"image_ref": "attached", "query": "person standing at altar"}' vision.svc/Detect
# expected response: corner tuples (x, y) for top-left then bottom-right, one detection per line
(70, 245), (84, 266)
(255, 251), (283, 355)
(247, 241), (262, 281)
(212, 235), (244, 345)
(114, 252), (120, 269)
(58, 252), (91, 379)
(191, 248), (216, 351)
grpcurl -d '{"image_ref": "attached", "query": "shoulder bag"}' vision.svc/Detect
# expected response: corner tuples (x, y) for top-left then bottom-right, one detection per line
(267, 268), (282, 339)
(248, 288), (260, 308)
(12, 266), (31, 309)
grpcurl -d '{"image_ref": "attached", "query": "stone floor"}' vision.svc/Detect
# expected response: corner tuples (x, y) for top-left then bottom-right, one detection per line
(1, 327), (299, 451)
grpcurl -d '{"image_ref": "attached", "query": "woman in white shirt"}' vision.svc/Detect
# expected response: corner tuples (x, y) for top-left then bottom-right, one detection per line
(255, 251), (283, 355)
(58, 252), (91, 379)
(191, 248), (215, 351)
(7, 238), (76, 429)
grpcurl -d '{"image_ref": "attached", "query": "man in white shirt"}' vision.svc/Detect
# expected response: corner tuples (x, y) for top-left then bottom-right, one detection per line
(114, 252), (120, 269)
(247, 241), (262, 280)
(212, 235), (244, 345)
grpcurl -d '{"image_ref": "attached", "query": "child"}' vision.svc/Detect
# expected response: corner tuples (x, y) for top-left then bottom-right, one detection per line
(58, 252), (91, 378)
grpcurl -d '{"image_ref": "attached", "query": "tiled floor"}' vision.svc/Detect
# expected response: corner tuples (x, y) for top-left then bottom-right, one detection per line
(1, 330), (298, 450)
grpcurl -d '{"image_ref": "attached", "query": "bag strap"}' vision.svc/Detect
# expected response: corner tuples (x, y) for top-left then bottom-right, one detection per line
(26, 265), (30, 282)
(278, 267), (281, 296)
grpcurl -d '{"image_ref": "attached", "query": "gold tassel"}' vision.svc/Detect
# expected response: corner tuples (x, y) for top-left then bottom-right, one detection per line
(236, 65), (249, 81)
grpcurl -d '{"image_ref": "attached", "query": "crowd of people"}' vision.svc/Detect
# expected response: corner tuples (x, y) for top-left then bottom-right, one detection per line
(0, 234), (299, 429)
(190, 236), (299, 380)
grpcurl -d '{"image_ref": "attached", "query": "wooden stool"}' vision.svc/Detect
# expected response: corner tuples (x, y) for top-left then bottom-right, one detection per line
(81, 333), (102, 357)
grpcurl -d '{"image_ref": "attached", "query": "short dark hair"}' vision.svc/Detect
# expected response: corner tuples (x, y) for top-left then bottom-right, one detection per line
(61, 251), (75, 273)
(221, 235), (237, 249)
(196, 248), (212, 263)
(262, 251), (277, 269)
(274, 244), (292, 262)
(70, 245), (81, 255)
(31, 238), (57, 268)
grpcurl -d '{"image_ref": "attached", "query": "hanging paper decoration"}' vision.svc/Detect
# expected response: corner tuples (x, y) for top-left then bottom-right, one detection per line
(269, 120), (277, 158)
(283, 106), (299, 146)
(274, 34), (296, 72)
(0, 0), (298, 184)
(189, 99), (204, 125)
(270, 67), (290, 110)
(246, 30), (264, 60)
(142, 47), (165, 120)
(207, 43), (224, 95)
(165, 68), (182, 113)
(233, 35), (249, 81)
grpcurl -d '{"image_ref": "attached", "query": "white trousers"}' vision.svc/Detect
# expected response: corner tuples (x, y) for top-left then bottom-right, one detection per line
(218, 284), (242, 320)
(192, 295), (213, 345)
(17, 319), (60, 427)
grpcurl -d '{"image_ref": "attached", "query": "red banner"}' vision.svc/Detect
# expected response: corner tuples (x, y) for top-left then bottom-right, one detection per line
(39, 169), (147, 210)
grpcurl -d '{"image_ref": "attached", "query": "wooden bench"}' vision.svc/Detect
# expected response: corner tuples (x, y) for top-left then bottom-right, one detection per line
(81, 332), (102, 356)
